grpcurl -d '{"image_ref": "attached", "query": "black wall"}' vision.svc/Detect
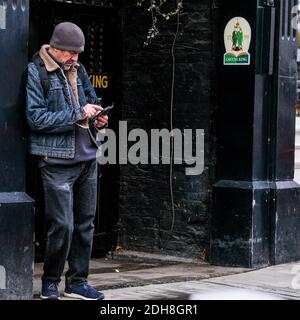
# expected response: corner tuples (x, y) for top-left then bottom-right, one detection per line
(0, 0), (35, 299)
(118, 0), (215, 259)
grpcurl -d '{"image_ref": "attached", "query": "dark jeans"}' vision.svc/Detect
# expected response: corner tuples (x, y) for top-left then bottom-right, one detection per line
(40, 160), (97, 287)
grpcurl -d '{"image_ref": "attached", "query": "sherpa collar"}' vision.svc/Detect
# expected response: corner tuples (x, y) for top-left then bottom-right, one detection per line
(39, 44), (79, 72)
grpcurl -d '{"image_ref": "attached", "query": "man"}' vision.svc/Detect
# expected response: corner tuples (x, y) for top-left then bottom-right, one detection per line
(26, 22), (108, 300)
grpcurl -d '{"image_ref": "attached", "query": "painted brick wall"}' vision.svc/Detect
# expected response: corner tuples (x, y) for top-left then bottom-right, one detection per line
(118, 0), (216, 259)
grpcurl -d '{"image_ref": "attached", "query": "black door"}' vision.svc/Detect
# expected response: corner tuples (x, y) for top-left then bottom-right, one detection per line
(26, 0), (122, 261)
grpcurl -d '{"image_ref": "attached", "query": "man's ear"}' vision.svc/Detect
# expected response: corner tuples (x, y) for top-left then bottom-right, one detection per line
(50, 47), (59, 55)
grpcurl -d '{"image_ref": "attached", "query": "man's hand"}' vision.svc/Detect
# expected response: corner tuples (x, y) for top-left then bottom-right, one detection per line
(95, 115), (108, 129)
(82, 104), (102, 119)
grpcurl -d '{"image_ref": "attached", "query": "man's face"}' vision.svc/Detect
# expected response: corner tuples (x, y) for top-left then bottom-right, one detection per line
(55, 49), (79, 69)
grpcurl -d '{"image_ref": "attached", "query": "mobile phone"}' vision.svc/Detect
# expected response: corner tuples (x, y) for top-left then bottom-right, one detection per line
(98, 104), (114, 117)
(90, 103), (114, 123)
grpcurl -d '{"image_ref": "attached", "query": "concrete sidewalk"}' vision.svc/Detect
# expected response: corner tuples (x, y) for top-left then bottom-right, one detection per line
(101, 262), (300, 300)
(33, 251), (300, 300)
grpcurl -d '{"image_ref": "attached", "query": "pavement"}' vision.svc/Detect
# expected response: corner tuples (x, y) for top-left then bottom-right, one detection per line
(33, 250), (300, 300)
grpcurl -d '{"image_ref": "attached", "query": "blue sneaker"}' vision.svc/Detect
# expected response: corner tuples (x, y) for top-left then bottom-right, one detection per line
(40, 281), (60, 300)
(64, 283), (105, 300)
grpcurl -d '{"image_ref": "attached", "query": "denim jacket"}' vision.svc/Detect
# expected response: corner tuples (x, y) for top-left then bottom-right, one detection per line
(26, 45), (99, 159)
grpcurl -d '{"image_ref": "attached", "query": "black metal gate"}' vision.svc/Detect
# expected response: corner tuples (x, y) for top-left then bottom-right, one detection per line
(26, 0), (122, 261)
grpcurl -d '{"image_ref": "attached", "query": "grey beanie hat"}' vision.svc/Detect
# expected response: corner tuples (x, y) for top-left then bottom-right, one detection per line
(50, 22), (85, 53)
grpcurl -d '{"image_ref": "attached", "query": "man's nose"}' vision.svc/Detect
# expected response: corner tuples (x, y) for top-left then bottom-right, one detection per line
(72, 54), (79, 61)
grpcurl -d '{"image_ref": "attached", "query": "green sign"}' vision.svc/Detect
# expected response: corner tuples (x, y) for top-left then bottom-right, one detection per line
(224, 17), (251, 66)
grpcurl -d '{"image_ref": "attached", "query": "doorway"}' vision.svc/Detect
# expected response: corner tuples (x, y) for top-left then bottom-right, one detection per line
(26, 0), (122, 261)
